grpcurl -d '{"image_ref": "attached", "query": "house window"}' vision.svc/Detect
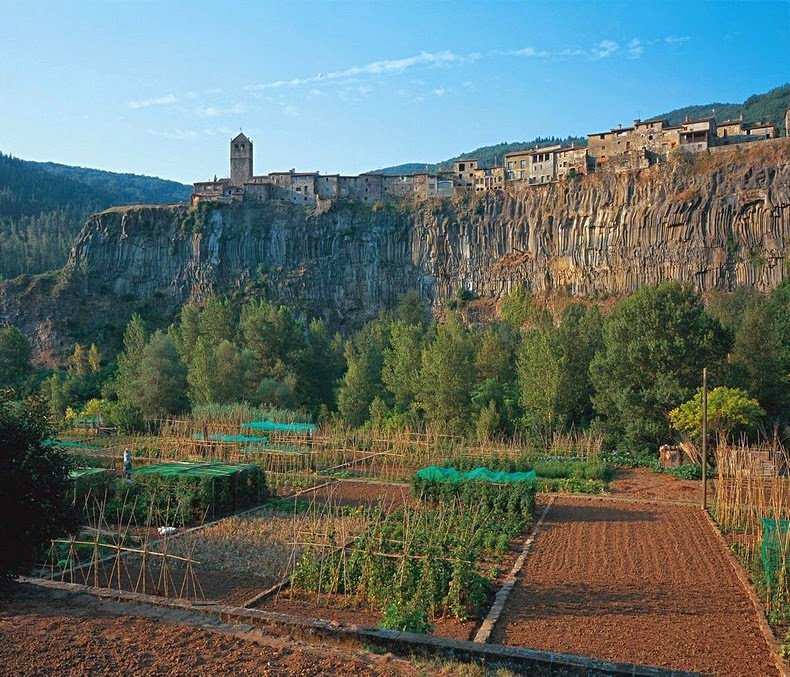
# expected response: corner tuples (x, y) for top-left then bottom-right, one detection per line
(520, 170), (526, 179)
(520, 160), (526, 168)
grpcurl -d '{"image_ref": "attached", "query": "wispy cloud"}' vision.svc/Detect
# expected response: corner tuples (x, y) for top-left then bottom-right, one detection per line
(246, 50), (465, 91)
(627, 39), (644, 59)
(592, 40), (619, 59)
(196, 103), (246, 118)
(128, 93), (178, 109)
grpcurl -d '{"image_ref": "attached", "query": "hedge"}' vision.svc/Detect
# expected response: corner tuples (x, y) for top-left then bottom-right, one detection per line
(411, 469), (536, 515)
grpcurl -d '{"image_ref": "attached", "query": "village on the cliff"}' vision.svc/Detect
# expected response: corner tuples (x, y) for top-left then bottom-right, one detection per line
(193, 107), (790, 207)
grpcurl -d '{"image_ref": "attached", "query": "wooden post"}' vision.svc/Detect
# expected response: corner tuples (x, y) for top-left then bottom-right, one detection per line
(702, 367), (708, 511)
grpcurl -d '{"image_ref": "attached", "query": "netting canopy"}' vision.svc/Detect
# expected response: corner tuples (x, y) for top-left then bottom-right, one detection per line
(761, 518), (790, 588)
(69, 467), (111, 479)
(415, 466), (537, 484)
(192, 433), (270, 444)
(243, 420), (315, 434)
(134, 462), (257, 478)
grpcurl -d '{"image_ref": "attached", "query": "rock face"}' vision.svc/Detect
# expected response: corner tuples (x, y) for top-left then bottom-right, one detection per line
(2, 140), (789, 356)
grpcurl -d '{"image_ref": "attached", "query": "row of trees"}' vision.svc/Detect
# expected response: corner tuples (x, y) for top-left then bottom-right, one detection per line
(3, 280), (788, 453)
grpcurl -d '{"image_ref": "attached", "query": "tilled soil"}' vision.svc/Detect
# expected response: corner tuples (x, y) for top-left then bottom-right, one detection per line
(300, 480), (413, 510)
(0, 583), (415, 676)
(610, 466), (708, 503)
(491, 496), (779, 676)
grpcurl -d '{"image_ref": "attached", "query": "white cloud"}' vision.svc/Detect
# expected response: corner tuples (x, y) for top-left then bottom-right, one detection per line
(245, 50), (465, 91)
(196, 103), (246, 118)
(627, 39), (644, 59)
(431, 88), (447, 96)
(664, 36), (690, 44)
(128, 93), (178, 109)
(592, 40), (619, 59)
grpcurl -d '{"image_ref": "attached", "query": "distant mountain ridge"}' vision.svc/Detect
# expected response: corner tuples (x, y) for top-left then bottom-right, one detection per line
(0, 152), (190, 279)
(370, 83), (789, 174)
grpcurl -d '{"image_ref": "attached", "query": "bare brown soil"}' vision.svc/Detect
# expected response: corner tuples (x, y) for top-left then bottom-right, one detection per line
(610, 466), (708, 503)
(300, 479), (413, 510)
(491, 496), (779, 676)
(258, 590), (479, 641)
(0, 583), (416, 676)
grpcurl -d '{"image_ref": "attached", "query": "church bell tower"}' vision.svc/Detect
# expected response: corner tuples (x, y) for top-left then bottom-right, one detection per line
(230, 132), (253, 186)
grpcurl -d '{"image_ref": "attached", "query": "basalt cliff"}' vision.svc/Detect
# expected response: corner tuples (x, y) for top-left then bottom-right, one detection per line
(2, 140), (788, 358)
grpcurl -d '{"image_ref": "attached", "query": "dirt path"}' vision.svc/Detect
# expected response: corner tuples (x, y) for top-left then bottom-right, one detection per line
(0, 583), (420, 676)
(491, 497), (780, 676)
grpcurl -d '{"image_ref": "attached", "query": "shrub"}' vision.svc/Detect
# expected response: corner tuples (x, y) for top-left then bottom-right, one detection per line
(380, 603), (434, 634)
(412, 474), (536, 515)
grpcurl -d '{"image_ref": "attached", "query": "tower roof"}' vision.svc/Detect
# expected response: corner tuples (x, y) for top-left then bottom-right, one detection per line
(232, 132), (250, 144)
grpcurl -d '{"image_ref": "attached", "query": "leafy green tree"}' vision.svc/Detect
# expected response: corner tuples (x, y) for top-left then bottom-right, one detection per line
(43, 372), (72, 422)
(213, 340), (248, 404)
(590, 282), (730, 453)
(187, 337), (216, 407)
(0, 395), (79, 579)
(669, 386), (765, 443)
(199, 296), (238, 347)
(499, 285), (536, 327)
(132, 331), (188, 418)
(172, 305), (201, 360)
(475, 323), (518, 384)
(115, 314), (147, 405)
(419, 313), (475, 434)
(299, 319), (344, 411)
(518, 325), (566, 440)
(240, 299), (305, 381)
(337, 320), (389, 427)
(556, 304), (603, 428)
(393, 290), (430, 328)
(0, 326), (32, 392)
(382, 321), (425, 413)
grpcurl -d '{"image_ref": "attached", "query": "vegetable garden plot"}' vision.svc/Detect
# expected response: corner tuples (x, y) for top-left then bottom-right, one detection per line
(132, 462), (267, 521)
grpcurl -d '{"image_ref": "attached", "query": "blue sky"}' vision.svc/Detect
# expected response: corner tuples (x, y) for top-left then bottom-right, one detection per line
(1, 0), (787, 183)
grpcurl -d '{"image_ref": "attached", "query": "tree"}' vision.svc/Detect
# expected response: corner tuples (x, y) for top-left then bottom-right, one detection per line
(670, 386), (765, 444)
(68, 343), (88, 376)
(518, 325), (566, 440)
(240, 300), (305, 381)
(299, 320), (344, 411)
(590, 282), (730, 453)
(556, 304), (602, 428)
(419, 313), (475, 435)
(337, 320), (388, 427)
(115, 314), (147, 405)
(499, 285), (536, 327)
(393, 290), (430, 328)
(382, 321), (425, 412)
(0, 326), (32, 392)
(0, 396), (79, 579)
(87, 343), (102, 373)
(132, 332), (188, 418)
(199, 296), (238, 347)
(186, 337), (216, 407)
(475, 323), (518, 385)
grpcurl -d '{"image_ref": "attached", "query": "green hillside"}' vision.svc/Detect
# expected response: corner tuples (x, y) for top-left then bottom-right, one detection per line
(372, 83), (788, 174)
(0, 153), (190, 279)
(649, 83), (788, 129)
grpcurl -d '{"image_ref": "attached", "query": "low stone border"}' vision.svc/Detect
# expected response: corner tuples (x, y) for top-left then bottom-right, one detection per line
(19, 576), (696, 676)
(474, 497), (555, 643)
(701, 510), (789, 677)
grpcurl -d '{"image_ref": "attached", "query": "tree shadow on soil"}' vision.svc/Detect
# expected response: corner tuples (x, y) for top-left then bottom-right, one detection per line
(547, 503), (658, 523)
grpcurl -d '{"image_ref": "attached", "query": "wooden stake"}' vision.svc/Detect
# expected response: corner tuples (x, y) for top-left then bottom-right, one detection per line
(702, 367), (708, 511)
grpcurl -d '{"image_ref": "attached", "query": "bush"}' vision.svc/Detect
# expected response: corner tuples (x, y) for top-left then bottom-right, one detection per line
(440, 454), (614, 482)
(0, 396), (80, 580)
(380, 603), (434, 634)
(535, 477), (605, 494)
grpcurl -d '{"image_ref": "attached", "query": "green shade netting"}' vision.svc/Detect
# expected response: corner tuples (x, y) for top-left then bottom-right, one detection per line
(71, 417), (100, 425)
(192, 433), (269, 444)
(69, 467), (110, 479)
(243, 443), (307, 454)
(43, 439), (102, 451)
(761, 518), (790, 588)
(134, 461), (257, 479)
(243, 420), (315, 434)
(415, 466), (537, 484)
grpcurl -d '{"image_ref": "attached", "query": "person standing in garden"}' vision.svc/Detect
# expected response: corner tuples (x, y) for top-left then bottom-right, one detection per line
(123, 447), (133, 484)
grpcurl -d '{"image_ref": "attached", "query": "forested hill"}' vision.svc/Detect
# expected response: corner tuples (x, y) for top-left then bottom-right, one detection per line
(371, 83), (789, 174)
(0, 153), (191, 279)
